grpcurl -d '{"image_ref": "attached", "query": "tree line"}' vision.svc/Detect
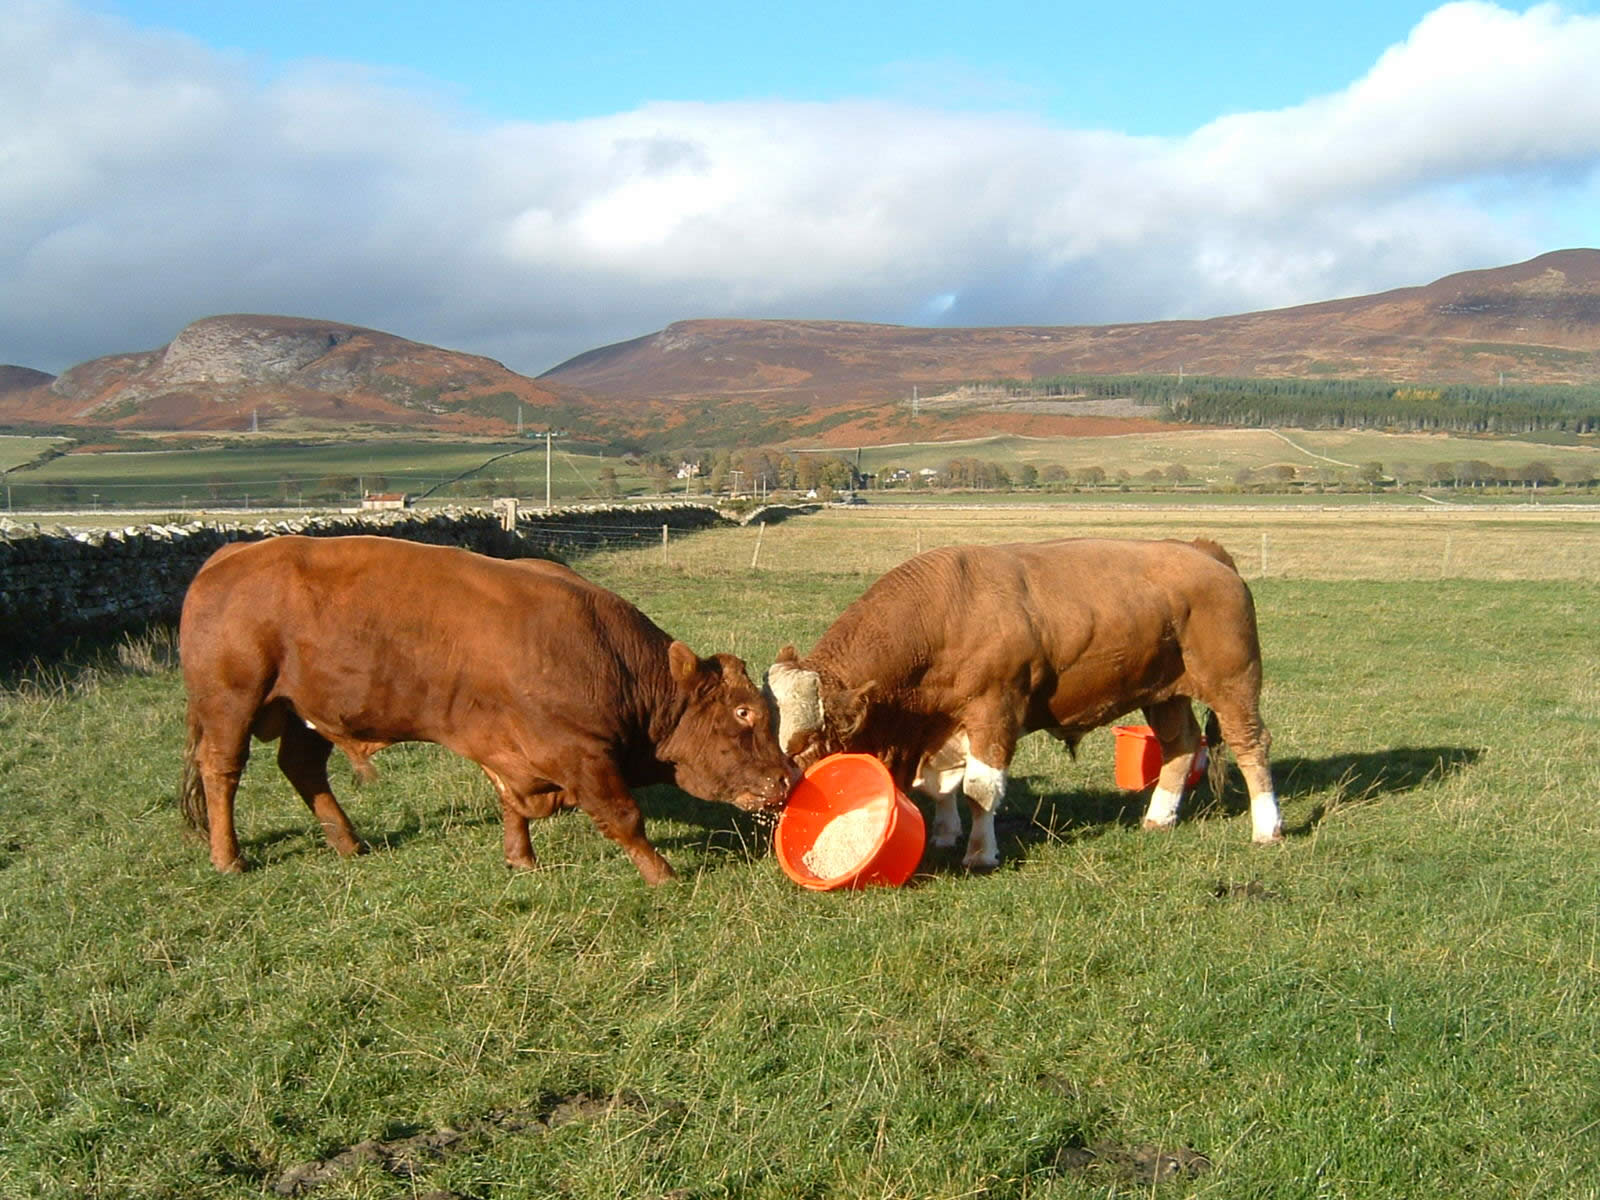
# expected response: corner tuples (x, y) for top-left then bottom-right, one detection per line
(979, 373), (1600, 434)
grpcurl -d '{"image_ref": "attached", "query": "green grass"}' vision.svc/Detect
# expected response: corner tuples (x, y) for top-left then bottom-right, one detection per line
(0, 437), (668, 510)
(5, 426), (1596, 515)
(2, 519), (1598, 1198)
(854, 428), (1600, 491)
(0, 435), (65, 469)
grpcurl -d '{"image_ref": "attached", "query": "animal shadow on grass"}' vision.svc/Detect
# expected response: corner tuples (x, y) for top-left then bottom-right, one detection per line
(226, 775), (765, 875)
(978, 743), (1483, 868)
(639, 784), (783, 874)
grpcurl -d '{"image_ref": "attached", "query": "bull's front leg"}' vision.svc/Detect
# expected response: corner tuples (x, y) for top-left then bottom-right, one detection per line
(914, 732), (970, 849)
(960, 731), (1017, 871)
(1140, 699), (1205, 834)
(571, 759), (676, 885)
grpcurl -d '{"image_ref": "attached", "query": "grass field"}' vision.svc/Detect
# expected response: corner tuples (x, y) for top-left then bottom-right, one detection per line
(3, 427), (1596, 514)
(0, 436), (646, 510)
(850, 428), (1600, 490)
(2, 507), (1598, 1198)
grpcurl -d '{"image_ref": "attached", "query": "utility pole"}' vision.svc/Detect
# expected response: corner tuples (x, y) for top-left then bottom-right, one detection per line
(545, 429), (553, 510)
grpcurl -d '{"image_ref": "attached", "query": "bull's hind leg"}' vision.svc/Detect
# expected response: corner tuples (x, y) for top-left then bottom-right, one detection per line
(277, 719), (366, 858)
(190, 714), (253, 873)
(1209, 699), (1282, 844)
(1140, 699), (1205, 833)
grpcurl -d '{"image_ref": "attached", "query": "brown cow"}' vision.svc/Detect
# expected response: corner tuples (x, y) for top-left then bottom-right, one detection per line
(178, 535), (794, 884)
(765, 538), (1280, 869)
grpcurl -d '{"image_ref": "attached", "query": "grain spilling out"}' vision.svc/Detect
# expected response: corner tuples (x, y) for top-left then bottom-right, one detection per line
(802, 801), (888, 879)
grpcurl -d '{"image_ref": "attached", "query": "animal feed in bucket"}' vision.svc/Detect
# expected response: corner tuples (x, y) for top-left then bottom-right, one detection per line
(802, 801), (888, 879)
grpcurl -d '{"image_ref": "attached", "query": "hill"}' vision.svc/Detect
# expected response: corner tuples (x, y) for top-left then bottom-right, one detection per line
(542, 250), (1600, 409)
(0, 314), (626, 438)
(1, 251), (1596, 447)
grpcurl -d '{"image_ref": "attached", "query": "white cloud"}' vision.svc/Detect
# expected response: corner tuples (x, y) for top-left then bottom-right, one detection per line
(2, 0), (1596, 375)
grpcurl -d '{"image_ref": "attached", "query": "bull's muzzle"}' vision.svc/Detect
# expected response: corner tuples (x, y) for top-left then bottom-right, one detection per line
(732, 764), (799, 811)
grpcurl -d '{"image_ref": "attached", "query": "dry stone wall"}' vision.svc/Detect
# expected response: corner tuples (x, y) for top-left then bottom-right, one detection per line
(0, 503), (732, 664)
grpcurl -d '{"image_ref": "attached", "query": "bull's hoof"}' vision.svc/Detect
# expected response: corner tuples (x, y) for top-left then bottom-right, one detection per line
(961, 853), (1000, 873)
(1252, 830), (1285, 846)
(504, 857), (539, 871)
(214, 857), (247, 874)
(1141, 818), (1177, 832)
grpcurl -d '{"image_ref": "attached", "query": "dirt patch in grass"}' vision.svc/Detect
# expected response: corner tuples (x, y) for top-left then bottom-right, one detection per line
(1211, 878), (1283, 901)
(270, 1091), (662, 1196)
(1053, 1142), (1214, 1185)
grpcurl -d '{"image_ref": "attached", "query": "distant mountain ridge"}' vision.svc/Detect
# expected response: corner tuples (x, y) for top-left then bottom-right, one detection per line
(2, 250), (1596, 445)
(541, 249), (1600, 406)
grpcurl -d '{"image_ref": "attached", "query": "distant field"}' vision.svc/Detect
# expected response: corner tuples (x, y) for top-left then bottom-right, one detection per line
(0, 435), (67, 472)
(851, 428), (1600, 488)
(2, 428), (1595, 515)
(0, 436), (647, 510)
(607, 503), (1600, 584)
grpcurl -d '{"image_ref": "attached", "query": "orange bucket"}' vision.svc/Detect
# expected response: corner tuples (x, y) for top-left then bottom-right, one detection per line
(1113, 725), (1207, 790)
(775, 753), (926, 890)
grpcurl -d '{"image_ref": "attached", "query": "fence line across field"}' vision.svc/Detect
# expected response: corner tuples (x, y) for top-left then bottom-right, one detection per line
(657, 506), (1600, 584)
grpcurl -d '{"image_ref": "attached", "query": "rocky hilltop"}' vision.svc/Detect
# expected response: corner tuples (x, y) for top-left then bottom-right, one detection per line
(0, 314), (593, 434)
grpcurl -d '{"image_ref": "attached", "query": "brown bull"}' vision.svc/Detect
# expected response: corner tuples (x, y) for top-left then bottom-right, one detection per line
(765, 537), (1280, 869)
(178, 535), (793, 884)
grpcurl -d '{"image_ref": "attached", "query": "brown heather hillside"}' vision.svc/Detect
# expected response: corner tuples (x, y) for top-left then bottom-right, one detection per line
(2, 251), (1597, 447)
(0, 314), (642, 438)
(542, 250), (1600, 412)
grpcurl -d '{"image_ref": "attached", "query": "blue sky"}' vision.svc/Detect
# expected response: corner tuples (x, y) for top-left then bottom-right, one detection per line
(86, 0), (1449, 131)
(5, 0), (1599, 376)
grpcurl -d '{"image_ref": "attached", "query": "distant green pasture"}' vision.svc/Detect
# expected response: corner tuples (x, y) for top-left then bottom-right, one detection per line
(853, 428), (1600, 489)
(3, 427), (1596, 515)
(0, 435), (68, 472)
(0, 438), (654, 510)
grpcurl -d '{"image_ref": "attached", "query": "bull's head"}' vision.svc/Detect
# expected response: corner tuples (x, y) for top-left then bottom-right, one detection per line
(659, 641), (795, 811)
(763, 646), (875, 772)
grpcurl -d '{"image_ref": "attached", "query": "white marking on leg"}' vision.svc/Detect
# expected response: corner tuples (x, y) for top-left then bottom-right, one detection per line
(961, 754), (1006, 870)
(923, 769), (966, 847)
(916, 732), (970, 848)
(962, 754), (1006, 813)
(1143, 785), (1183, 830)
(1251, 790), (1283, 843)
(964, 806), (999, 870)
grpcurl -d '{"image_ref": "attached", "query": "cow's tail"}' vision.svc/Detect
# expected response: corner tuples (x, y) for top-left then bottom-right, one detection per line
(179, 717), (209, 834)
(1203, 708), (1229, 798)
(1191, 537), (1238, 573)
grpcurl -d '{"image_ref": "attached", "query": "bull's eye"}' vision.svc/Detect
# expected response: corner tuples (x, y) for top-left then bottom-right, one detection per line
(734, 704), (754, 725)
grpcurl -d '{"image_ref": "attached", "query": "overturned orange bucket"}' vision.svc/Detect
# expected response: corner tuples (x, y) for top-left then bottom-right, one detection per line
(775, 753), (926, 890)
(1113, 724), (1207, 790)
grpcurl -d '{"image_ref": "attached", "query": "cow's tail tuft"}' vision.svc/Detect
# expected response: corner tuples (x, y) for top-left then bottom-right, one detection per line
(1203, 708), (1229, 799)
(179, 718), (209, 834)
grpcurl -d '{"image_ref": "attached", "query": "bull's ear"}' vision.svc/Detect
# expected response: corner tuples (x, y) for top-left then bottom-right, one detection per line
(775, 644), (799, 665)
(667, 640), (704, 686)
(840, 679), (876, 738)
